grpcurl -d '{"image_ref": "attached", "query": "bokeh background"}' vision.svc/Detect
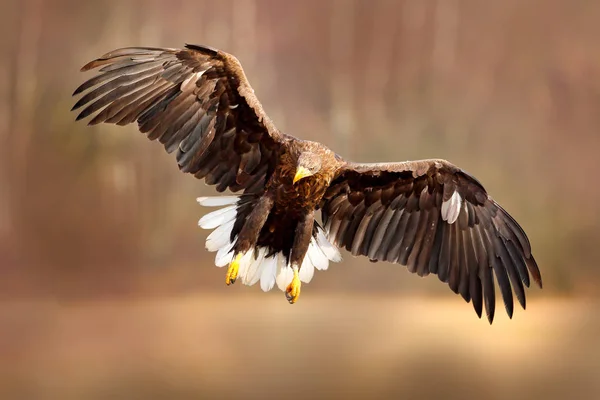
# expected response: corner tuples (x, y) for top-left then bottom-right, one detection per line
(1, 0), (600, 398)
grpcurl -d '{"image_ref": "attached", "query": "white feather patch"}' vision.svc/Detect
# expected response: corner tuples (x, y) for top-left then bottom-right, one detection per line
(276, 260), (295, 291)
(205, 219), (235, 252)
(197, 196), (343, 292)
(241, 248), (266, 286)
(299, 255), (315, 283)
(196, 196), (239, 207)
(307, 238), (329, 271)
(236, 251), (254, 282)
(316, 228), (342, 262)
(441, 190), (463, 225)
(198, 196), (240, 267)
(215, 243), (234, 267)
(198, 205), (237, 229)
(260, 254), (279, 292)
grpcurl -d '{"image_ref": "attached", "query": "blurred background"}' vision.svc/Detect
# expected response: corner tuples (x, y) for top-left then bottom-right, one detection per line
(1, 0), (599, 398)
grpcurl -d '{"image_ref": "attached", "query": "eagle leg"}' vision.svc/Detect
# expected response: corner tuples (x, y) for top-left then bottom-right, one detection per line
(285, 266), (301, 304)
(226, 195), (274, 286)
(285, 212), (315, 304)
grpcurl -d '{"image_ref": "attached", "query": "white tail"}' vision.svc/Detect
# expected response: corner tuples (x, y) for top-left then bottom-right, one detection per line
(197, 196), (342, 292)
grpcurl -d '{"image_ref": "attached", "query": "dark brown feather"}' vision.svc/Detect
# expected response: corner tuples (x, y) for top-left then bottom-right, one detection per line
(321, 159), (540, 323)
(73, 44), (292, 194)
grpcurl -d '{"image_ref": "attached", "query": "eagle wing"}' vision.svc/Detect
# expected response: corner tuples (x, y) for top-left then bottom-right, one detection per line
(320, 159), (542, 323)
(72, 44), (291, 193)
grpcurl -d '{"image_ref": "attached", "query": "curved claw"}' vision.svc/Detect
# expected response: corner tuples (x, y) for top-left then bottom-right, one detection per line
(285, 266), (301, 304)
(226, 254), (242, 285)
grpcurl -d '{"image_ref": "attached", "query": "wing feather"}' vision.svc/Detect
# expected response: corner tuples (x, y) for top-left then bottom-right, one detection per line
(73, 44), (292, 194)
(321, 159), (541, 323)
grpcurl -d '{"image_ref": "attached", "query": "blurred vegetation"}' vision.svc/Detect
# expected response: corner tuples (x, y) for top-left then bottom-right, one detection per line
(2, 1), (600, 399)
(1, 0), (599, 297)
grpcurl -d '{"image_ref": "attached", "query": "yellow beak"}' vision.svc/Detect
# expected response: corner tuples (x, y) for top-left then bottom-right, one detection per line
(293, 166), (312, 184)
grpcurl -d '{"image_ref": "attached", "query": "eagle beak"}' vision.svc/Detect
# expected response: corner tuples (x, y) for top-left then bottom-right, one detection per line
(293, 166), (312, 184)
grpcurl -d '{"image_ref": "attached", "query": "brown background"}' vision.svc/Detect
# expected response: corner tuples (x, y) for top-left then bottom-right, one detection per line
(1, 0), (599, 399)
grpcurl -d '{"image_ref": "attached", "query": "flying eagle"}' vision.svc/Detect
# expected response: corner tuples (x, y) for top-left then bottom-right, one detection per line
(72, 44), (542, 323)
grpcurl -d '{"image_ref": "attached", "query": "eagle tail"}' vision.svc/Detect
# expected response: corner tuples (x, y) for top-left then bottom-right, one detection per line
(197, 195), (243, 264)
(197, 196), (342, 292)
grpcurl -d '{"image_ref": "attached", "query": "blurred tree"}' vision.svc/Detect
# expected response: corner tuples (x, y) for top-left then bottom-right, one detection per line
(1, 0), (598, 298)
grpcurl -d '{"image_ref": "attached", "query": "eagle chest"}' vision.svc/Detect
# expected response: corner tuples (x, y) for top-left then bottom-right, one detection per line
(271, 177), (324, 213)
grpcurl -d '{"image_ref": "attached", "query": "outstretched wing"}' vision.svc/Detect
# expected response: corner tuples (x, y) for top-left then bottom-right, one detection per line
(72, 44), (291, 193)
(320, 159), (542, 323)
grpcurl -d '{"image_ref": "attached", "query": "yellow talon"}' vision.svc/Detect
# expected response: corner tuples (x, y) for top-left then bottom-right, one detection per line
(285, 266), (301, 304)
(226, 254), (242, 285)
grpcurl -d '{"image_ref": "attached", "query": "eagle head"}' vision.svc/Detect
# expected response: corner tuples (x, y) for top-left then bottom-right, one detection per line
(293, 152), (322, 184)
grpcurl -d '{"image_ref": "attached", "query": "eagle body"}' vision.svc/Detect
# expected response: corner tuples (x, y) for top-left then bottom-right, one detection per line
(269, 141), (339, 216)
(73, 44), (542, 323)
(225, 140), (342, 283)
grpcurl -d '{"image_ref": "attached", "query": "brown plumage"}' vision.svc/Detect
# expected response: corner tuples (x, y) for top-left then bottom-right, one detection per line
(72, 44), (542, 323)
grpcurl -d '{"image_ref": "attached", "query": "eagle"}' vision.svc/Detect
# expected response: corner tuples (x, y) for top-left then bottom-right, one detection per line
(72, 44), (542, 323)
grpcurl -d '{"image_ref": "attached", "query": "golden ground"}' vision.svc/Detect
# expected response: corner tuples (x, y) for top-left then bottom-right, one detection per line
(0, 295), (597, 399)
